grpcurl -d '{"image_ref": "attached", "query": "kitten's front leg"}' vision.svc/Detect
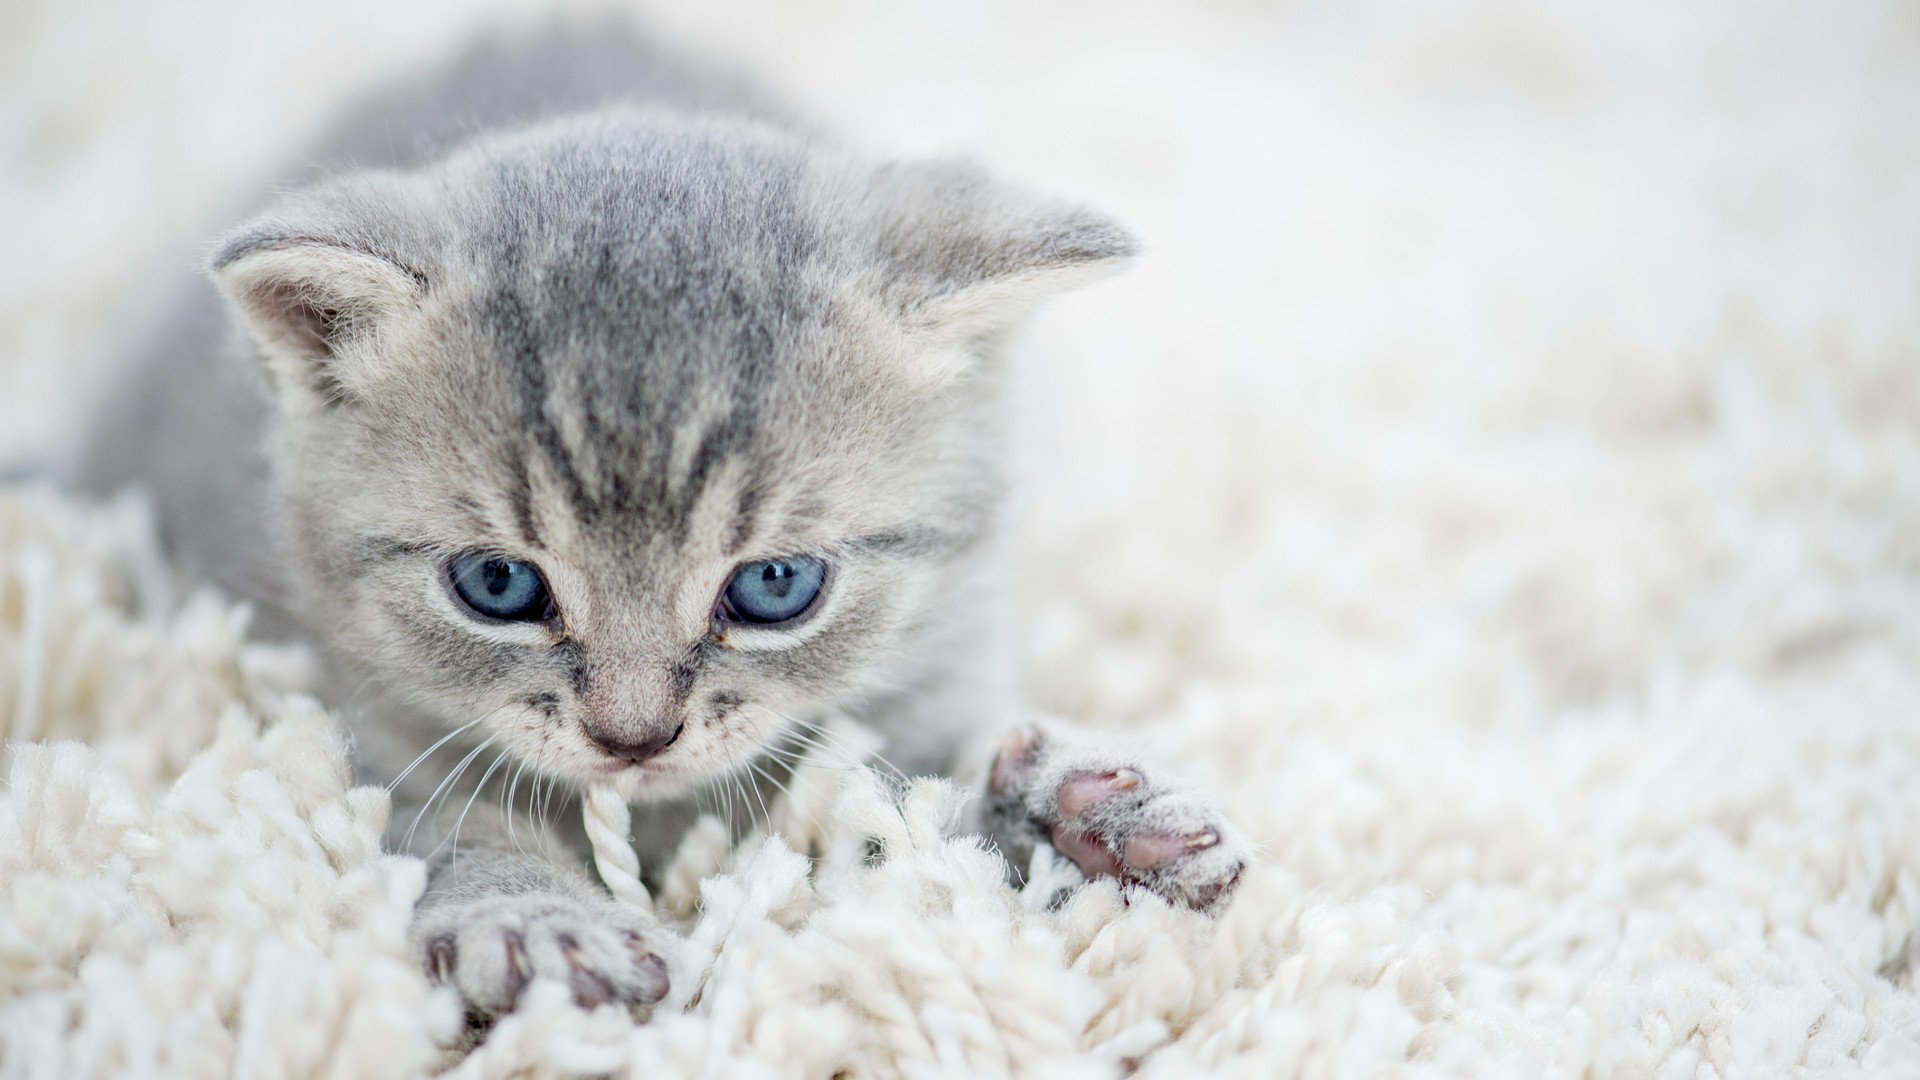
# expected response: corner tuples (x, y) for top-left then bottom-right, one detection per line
(406, 811), (674, 1021)
(975, 723), (1249, 912)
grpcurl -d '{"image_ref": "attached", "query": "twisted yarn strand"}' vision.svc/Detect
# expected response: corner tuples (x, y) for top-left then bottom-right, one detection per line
(584, 780), (652, 912)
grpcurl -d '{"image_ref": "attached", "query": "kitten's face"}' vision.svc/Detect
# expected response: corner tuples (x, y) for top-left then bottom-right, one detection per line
(282, 283), (991, 799)
(214, 112), (1129, 797)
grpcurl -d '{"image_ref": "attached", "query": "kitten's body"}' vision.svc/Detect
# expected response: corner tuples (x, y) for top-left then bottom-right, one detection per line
(71, 27), (1243, 1021)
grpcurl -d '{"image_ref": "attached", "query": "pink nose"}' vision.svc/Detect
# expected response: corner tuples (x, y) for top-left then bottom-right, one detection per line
(589, 723), (683, 764)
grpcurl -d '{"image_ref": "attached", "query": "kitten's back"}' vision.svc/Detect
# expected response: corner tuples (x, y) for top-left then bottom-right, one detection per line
(307, 26), (771, 176)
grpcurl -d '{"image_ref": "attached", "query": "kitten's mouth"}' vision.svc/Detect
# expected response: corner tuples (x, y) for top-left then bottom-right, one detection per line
(593, 757), (664, 778)
(585, 754), (710, 802)
(589, 751), (686, 785)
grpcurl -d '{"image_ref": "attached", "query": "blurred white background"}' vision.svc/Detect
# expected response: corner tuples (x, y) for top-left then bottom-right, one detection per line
(9, 0), (1917, 457)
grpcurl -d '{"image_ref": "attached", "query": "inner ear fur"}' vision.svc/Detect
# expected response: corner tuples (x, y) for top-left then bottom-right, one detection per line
(865, 158), (1138, 342)
(211, 234), (426, 405)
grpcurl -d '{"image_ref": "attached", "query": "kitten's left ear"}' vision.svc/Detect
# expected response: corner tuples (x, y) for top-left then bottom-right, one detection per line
(864, 159), (1137, 343)
(209, 203), (429, 408)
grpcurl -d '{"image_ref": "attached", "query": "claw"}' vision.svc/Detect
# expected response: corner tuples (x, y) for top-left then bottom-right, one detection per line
(502, 931), (532, 1004)
(1048, 824), (1124, 878)
(424, 935), (456, 984)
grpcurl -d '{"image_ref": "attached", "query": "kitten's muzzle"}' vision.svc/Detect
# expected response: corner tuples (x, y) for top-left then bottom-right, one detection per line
(588, 722), (684, 765)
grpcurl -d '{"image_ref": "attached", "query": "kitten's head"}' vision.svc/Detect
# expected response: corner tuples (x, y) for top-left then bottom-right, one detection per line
(211, 110), (1131, 798)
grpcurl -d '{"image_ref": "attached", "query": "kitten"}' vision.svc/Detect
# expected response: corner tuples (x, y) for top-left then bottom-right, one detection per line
(70, 27), (1247, 1021)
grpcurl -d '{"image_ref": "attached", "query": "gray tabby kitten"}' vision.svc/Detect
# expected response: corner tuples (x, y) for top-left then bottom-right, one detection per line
(71, 28), (1247, 1021)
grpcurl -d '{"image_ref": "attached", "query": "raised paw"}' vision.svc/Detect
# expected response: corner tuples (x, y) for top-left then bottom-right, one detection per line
(412, 890), (671, 1021)
(987, 725), (1248, 911)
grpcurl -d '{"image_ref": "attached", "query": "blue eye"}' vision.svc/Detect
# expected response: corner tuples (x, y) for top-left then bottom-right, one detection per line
(449, 554), (554, 622)
(722, 556), (827, 625)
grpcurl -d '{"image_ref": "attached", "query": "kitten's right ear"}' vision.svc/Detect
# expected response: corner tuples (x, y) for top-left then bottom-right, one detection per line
(210, 228), (426, 406)
(863, 159), (1138, 344)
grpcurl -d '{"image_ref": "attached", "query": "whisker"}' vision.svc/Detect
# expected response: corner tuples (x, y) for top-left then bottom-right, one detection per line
(746, 757), (826, 841)
(716, 734), (772, 834)
(433, 747), (514, 872)
(770, 729), (908, 804)
(745, 756), (801, 807)
(404, 734), (497, 857)
(759, 740), (867, 774)
(539, 773), (559, 834)
(718, 765), (736, 839)
(386, 716), (485, 792)
(781, 712), (907, 782)
(738, 757), (771, 834)
(503, 757), (529, 854)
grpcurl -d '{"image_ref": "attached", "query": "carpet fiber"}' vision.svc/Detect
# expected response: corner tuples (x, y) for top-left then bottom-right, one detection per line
(4, 1), (1920, 1075)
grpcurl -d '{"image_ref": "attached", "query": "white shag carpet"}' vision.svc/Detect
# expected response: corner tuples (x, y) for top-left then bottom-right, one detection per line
(5, 1), (1920, 1075)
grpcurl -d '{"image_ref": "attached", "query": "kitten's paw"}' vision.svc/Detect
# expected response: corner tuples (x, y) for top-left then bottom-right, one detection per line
(988, 725), (1248, 912)
(413, 891), (671, 1020)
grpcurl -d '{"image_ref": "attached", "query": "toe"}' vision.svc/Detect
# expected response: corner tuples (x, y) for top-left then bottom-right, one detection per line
(1122, 828), (1218, 871)
(622, 932), (671, 1005)
(500, 931), (532, 1005)
(631, 951), (670, 1006)
(1057, 768), (1143, 820)
(568, 965), (617, 1009)
(1187, 862), (1246, 911)
(559, 934), (617, 1009)
(990, 726), (1042, 795)
(1048, 824), (1124, 878)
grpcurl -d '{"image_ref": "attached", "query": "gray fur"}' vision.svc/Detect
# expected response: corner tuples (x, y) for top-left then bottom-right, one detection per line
(68, 25), (1240, 1022)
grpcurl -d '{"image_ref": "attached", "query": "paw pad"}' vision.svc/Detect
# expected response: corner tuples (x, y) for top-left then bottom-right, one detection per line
(1048, 825), (1124, 878)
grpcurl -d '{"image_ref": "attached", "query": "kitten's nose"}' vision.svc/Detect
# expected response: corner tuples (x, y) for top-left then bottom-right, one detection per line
(589, 722), (684, 764)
